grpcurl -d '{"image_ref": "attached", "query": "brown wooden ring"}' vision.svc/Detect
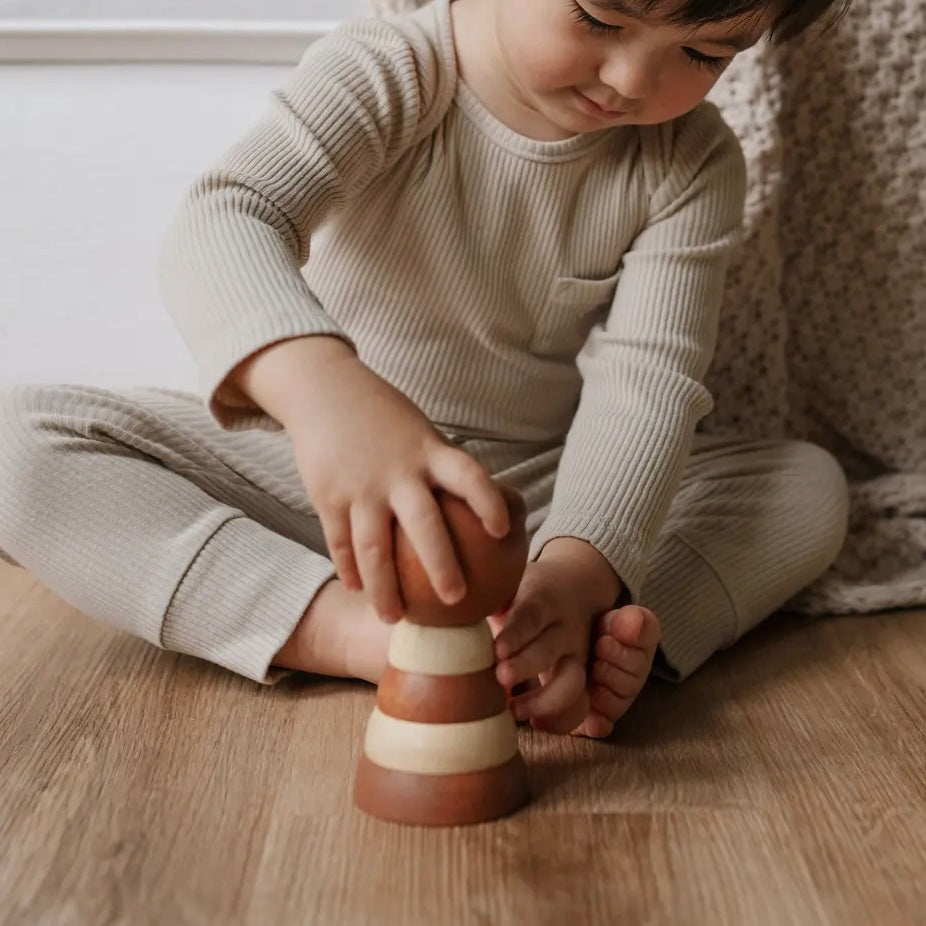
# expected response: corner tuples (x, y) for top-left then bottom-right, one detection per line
(354, 753), (530, 826)
(376, 665), (509, 724)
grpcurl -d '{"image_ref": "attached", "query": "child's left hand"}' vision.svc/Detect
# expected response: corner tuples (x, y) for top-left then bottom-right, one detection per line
(488, 559), (599, 734)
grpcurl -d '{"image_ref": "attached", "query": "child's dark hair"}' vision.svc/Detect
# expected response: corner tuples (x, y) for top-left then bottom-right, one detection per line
(637, 0), (852, 43)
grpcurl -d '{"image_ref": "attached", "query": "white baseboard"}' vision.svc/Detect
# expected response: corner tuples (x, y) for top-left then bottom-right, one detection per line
(0, 20), (341, 64)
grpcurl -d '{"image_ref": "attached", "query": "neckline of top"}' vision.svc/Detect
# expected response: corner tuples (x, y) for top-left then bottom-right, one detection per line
(429, 0), (617, 162)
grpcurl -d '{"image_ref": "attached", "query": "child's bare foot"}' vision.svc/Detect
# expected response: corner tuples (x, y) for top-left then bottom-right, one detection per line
(271, 579), (392, 683)
(570, 605), (661, 739)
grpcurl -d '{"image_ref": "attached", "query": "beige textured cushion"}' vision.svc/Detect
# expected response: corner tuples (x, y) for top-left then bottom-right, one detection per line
(707, 2), (926, 613)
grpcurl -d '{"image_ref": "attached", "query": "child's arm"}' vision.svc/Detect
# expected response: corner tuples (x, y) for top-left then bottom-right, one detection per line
(226, 333), (510, 622)
(155, 12), (501, 617)
(529, 103), (748, 603)
(156, 11), (452, 433)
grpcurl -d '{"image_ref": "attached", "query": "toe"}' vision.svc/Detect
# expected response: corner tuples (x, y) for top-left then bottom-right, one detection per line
(561, 606), (661, 739)
(571, 710), (615, 739)
(592, 657), (646, 699)
(589, 682), (635, 720)
(598, 606), (642, 644)
(599, 605), (660, 651)
(594, 636), (653, 681)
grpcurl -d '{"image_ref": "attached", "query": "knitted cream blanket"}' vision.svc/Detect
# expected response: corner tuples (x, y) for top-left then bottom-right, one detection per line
(373, 0), (926, 616)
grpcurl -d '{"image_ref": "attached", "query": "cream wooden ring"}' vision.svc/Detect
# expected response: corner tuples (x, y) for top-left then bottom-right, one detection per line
(363, 707), (518, 775)
(387, 619), (494, 675)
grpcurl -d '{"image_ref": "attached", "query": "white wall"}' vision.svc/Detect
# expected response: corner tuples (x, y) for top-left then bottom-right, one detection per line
(0, 62), (292, 391)
(1, 0), (369, 19)
(0, 0), (378, 389)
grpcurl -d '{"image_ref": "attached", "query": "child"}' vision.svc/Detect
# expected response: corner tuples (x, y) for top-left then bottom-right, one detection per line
(0, 0), (851, 738)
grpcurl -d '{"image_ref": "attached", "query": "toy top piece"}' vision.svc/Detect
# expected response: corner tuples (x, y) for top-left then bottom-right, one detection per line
(393, 481), (528, 627)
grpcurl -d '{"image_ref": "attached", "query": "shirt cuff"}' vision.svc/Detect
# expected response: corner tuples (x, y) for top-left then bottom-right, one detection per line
(527, 511), (646, 605)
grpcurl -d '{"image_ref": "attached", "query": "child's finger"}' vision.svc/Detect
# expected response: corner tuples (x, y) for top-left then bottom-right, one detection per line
(350, 499), (403, 623)
(510, 656), (588, 733)
(495, 622), (565, 690)
(486, 610), (508, 641)
(493, 601), (553, 661)
(390, 479), (467, 607)
(430, 447), (510, 540)
(492, 594), (516, 618)
(319, 507), (363, 592)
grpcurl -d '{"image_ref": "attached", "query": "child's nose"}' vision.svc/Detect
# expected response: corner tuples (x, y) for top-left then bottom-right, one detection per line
(598, 49), (660, 103)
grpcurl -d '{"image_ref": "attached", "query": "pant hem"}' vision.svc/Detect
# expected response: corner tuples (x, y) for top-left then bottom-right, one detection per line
(161, 517), (338, 684)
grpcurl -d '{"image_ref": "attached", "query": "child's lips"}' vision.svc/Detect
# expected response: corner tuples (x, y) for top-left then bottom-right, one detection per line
(575, 90), (627, 118)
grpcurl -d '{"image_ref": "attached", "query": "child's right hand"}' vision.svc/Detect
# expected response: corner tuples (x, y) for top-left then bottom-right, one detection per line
(258, 338), (512, 623)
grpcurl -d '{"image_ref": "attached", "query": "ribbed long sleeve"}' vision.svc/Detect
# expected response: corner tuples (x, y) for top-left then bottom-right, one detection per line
(156, 0), (746, 600)
(156, 11), (455, 427)
(528, 121), (746, 599)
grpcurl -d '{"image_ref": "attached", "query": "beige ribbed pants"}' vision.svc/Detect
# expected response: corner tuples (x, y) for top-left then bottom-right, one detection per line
(0, 383), (849, 683)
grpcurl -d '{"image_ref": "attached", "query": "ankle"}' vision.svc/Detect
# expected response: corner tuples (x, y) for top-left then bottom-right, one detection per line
(272, 577), (346, 674)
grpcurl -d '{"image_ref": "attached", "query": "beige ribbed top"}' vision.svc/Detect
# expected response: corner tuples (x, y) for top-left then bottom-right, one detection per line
(155, 0), (746, 600)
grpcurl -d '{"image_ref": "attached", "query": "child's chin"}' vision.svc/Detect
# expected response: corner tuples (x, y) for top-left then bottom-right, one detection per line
(537, 106), (593, 137)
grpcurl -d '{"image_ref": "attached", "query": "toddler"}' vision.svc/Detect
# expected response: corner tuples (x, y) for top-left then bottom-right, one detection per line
(0, 0), (851, 737)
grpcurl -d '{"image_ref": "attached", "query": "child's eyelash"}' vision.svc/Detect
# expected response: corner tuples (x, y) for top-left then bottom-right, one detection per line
(569, 1), (619, 34)
(569, 1), (731, 73)
(683, 48), (730, 73)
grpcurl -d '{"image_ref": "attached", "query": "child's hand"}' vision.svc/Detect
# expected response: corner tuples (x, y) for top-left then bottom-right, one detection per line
(278, 345), (511, 624)
(489, 560), (598, 734)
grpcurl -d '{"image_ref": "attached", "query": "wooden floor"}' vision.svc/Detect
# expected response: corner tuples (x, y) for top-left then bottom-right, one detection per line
(1, 562), (924, 926)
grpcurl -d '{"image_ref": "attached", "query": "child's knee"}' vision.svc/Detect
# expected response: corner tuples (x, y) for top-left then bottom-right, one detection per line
(787, 440), (850, 567)
(0, 382), (96, 456)
(0, 383), (60, 466)
(0, 384), (100, 539)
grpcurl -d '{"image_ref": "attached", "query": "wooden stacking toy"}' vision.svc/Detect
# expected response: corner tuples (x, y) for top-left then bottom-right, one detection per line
(353, 482), (530, 826)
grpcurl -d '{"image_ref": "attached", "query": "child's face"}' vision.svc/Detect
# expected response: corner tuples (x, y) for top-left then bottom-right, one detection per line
(493, 0), (769, 133)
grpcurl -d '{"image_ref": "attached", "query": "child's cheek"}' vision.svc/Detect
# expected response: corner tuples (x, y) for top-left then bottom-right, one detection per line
(647, 71), (723, 124)
(502, 17), (588, 93)
(523, 42), (590, 94)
